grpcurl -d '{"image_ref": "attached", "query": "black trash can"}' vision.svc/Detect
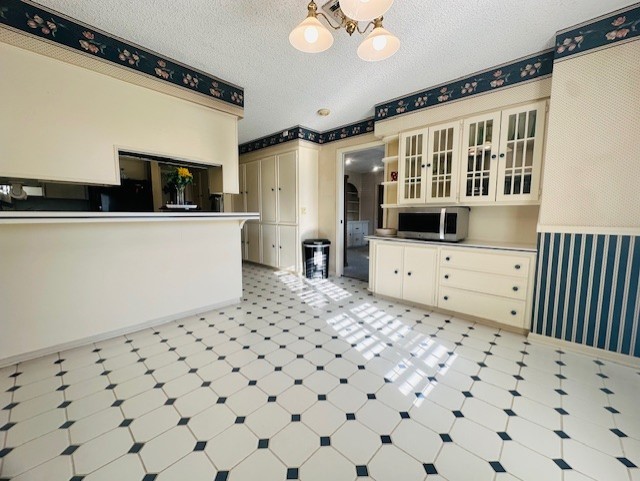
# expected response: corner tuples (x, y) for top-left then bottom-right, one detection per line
(303, 239), (331, 279)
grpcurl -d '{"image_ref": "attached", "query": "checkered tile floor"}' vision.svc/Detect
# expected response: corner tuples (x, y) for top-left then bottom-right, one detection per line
(1, 264), (639, 480)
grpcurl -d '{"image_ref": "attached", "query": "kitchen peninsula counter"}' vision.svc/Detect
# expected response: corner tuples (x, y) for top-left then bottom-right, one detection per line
(0, 212), (259, 366)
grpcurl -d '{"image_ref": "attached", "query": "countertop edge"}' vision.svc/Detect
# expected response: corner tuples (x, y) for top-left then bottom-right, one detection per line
(0, 212), (260, 225)
(365, 235), (538, 253)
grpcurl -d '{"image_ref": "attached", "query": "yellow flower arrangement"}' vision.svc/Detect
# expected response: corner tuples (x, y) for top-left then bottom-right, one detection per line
(168, 166), (194, 188)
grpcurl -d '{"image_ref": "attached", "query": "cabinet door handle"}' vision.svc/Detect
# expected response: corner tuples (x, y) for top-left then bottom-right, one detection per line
(500, 153), (505, 158)
(512, 286), (519, 292)
(515, 264), (521, 270)
(426, 163), (432, 168)
(394, 270), (398, 274)
(445, 256), (451, 262)
(272, 244), (275, 248)
(444, 296), (449, 301)
(407, 272), (412, 276)
(271, 188), (275, 192)
(491, 154), (497, 159)
(279, 187), (282, 191)
(511, 310), (517, 316)
(444, 275), (449, 279)
(279, 246), (282, 249)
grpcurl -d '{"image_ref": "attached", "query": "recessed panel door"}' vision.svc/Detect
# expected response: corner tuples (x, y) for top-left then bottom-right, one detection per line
(260, 156), (277, 223)
(402, 246), (438, 306)
(374, 243), (404, 299)
(245, 161), (261, 214)
(277, 225), (298, 271)
(277, 151), (298, 224)
(398, 129), (428, 204)
(262, 223), (278, 267)
(246, 222), (261, 263)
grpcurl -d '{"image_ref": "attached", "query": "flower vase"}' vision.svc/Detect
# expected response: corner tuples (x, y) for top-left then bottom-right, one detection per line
(176, 186), (185, 205)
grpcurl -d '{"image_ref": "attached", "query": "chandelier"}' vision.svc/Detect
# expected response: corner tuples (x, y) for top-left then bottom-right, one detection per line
(289, 0), (400, 61)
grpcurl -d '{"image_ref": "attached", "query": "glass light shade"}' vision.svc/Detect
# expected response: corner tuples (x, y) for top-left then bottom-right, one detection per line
(289, 16), (334, 53)
(357, 26), (400, 61)
(339, 0), (394, 21)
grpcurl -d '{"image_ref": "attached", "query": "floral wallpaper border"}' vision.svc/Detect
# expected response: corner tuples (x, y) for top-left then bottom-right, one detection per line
(238, 118), (375, 155)
(0, 0), (244, 108)
(374, 49), (555, 122)
(555, 4), (640, 60)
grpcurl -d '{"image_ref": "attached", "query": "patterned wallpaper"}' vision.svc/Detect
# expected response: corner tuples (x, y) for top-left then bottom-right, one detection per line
(533, 233), (640, 357)
(0, 0), (244, 109)
(555, 4), (640, 61)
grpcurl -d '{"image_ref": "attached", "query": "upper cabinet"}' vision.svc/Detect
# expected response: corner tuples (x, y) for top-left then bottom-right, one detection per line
(398, 129), (428, 204)
(426, 121), (460, 204)
(394, 100), (548, 207)
(496, 101), (546, 203)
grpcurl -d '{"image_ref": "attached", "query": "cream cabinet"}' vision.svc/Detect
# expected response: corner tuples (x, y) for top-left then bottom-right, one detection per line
(245, 160), (260, 214)
(236, 146), (318, 274)
(234, 164), (247, 212)
(460, 101), (546, 204)
(398, 129), (428, 204)
(371, 242), (438, 306)
(369, 239), (536, 331)
(246, 222), (261, 264)
(426, 121), (460, 203)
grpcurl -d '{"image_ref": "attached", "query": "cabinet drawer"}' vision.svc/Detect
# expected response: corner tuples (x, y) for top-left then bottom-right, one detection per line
(438, 287), (527, 329)
(440, 268), (527, 300)
(440, 249), (530, 278)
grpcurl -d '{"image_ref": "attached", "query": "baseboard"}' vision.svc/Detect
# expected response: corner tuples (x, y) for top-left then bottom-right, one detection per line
(0, 298), (241, 369)
(527, 333), (640, 369)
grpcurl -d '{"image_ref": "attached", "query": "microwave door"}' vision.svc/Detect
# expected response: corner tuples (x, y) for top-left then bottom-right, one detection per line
(439, 208), (446, 240)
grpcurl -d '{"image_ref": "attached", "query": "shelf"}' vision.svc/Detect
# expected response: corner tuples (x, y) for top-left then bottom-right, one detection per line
(382, 181), (398, 186)
(382, 156), (399, 164)
(381, 204), (400, 209)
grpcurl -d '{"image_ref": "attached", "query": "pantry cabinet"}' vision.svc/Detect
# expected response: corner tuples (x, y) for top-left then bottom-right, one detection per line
(236, 145), (318, 274)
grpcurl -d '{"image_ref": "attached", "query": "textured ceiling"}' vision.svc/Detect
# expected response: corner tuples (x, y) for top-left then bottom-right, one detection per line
(344, 145), (385, 173)
(35, 0), (633, 143)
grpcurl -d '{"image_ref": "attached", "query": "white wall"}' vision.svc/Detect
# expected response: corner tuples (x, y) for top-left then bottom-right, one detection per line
(0, 218), (244, 364)
(539, 41), (640, 229)
(0, 43), (239, 192)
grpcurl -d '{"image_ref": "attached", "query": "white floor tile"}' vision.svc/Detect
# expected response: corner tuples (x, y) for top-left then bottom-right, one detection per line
(139, 425), (195, 472)
(73, 427), (133, 475)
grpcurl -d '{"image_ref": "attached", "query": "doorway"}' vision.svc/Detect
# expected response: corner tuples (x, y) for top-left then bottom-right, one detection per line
(340, 145), (385, 281)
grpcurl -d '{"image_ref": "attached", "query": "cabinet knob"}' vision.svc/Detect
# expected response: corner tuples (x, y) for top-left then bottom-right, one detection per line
(491, 154), (497, 159)
(272, 244), (275, 248)
(445, 256), (451, 262)
(271, 188), (275, 191)
(394, 270), (398, 274)
(279, 246), (282, 249)
(500, 153), (505, 158)
(444, 275), (449, 279)
(511, 310), (517, 316)
(512, 286), (519, 292)
(407, 272), (412, 276)
(515, 264), (521, 270)
(279, 187), (282, 191)
(444, 296), (449, 301)
(427, 163), (432, 168)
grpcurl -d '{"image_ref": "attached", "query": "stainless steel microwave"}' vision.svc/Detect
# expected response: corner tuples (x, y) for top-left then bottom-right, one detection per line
(397, 207), (470, 242)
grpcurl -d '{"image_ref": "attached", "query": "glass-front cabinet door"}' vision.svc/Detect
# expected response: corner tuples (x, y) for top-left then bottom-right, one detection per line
(460, 112), (501, 203)
(426, 121), (460, 203)
(497, 100), (546, 202)
(398, 128), (428, 204)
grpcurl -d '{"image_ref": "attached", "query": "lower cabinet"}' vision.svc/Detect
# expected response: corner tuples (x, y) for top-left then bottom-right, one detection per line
(259, 223), (299, 271)
(246, 222), (261, 264)
(372, 242), (438, 306)
(370, 239), (536, 331)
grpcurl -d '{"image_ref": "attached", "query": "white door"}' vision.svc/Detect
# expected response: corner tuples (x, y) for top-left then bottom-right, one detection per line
(402, 246), (438, 306)
(277, 151), (298, 224)
(460, 112), (502, 203)
(426, 121), (460, 203)
(278, 225), (298, 271)
(260, 156), (277, 223)
(374, 243), (404, 299)
(262, 223), (278, 267)
(398, 129), (428, 204)
(233, 164), (246, 213)
(246, 222), (261, 263)
(496, 100), (546, 202)
(245, 161), (260, 214)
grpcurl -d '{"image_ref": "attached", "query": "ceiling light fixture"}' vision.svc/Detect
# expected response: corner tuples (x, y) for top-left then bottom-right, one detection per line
(289, 1), (399, 61)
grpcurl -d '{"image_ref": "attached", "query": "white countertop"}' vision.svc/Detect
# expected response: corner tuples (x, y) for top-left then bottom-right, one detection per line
(366, 235), (537, 253)
(0, 211), (260, 224)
